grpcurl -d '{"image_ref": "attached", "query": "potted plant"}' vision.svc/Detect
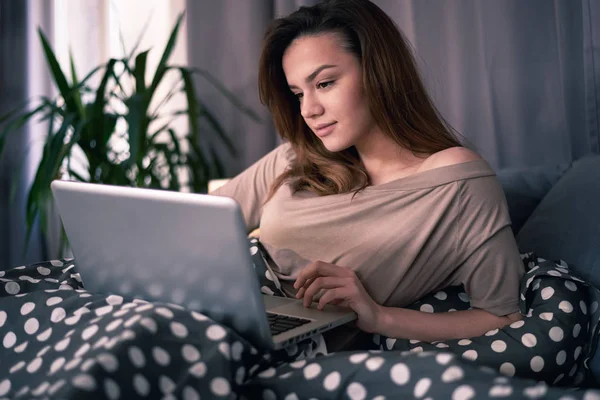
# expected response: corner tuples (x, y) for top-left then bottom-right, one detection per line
(0, 12), (259, 255)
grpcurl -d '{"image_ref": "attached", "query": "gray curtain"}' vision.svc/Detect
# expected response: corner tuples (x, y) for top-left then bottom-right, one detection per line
(186, 0), (600, 174)
(0, 0), (54, 269)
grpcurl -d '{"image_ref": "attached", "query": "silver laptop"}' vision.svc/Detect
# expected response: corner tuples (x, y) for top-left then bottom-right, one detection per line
(50, 180), (356, 350)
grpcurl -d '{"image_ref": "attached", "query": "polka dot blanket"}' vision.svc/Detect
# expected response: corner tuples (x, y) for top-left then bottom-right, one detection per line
(0, 251), (599, 399)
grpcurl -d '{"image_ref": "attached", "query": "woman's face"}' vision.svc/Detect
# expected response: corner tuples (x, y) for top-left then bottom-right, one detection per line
(282, 33), (378, 153)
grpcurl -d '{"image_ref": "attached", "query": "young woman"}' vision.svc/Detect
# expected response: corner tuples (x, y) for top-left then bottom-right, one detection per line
(212, 0), (524, 352)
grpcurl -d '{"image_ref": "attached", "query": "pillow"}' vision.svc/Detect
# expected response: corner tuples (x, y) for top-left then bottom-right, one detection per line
(495, 162), (571, 236)
(516, 154), (600, 381)
(516, 154), (600, 290)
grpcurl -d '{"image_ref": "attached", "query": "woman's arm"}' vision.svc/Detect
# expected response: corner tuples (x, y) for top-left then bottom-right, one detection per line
(374, 306), (521, 342)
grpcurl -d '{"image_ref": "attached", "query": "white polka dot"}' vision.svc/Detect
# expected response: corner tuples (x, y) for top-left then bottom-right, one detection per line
(573, 324), (581, 338)
(210, 377), (230, 396)
(491, 340), (507, 353)
(3, 331), (16, 348)
(580, 301), (588, 315)
(556, 350), (567, 365)
(190, 362), (207, 378)
(235, 367), (246, 385)
(95, 305), (114, 317)
(10, 360), (26, 373)
(231, 341), (243, 361)
(24, 318), (39, 334)
(390, 363), (410, 385)
(140, 317), (157, 334)
(206, 325), (227, 341)
(170, 321), (188, 338)
(591, 301), (599, 314)
(489, 385), (512, 397)
(452, 384), (475, 400)
(0, 311), (6, 328)
(349, 353), (369, 364)
(420, 304), (434, 313)
(153, 347), (171, 366)
(510, 320), (525, 329)
(191, 311), (208, 321)
(37, 266), (51, 275)
(133, 374), (150, 396)
(14, 340), (28, 353)
(411, 346), (424, 353)
(530, 356), (544, 372)
(290, 359), (307, 368)
(462, 350), (478, 361)
(434, 291), (447, 300)
(97, 353), (119, 373)
(385, 338), (397, 349)
(105, 318), (123, 333)
(129, 346), (146, 368)
(574, 346), (582, 360)
(20, 302), (35, 315)
(64, 315), (81, 326)
(73, 374), (96, 391)
(442, 366), (464, 383)
(5, 282), (20, 295)
(37, 327), (53, 342)
(159, 375), (176, 394)
(183, 386), (200, 400)
(182, 344), (201, 363)
(414, 377), (432, 398)
(549, 327), (564, 342)
(458, 339), (472, 346)
(82, 325), (99, 341)
(75, 343), (91, 358)
(155, 307), (174, 319)
(559, 301), (573, 313)
(565, 281), (577, 291)
(499, 362), (515, 377)
(218, 342), (230, 359)
(49, 357), (66, 375)
(0, 380), (11, 397)
(258, 367), (276, 378)
(539, 312), (553, 321)
(303, 363), (322, 380)
(346, 382), (367, 400)
(46, 296), (62, 307)
(485, 329), (499, 336)
(524, 383), (547, 398)
(436, 353), (453, 365)
(521, 333), (537, 347)
(54, 337), (71, 352)
(50, 307), (66, 323)
(365, 356), (385, 371)
(106, 295), (124, 306)
(104, 378), (120, 400)
(250, 246), (258, 255)
(323, 371), (341, 391)
(27, 357), (43, 373)
(458, 293), (470, 302)
(436, 343), (449, 348)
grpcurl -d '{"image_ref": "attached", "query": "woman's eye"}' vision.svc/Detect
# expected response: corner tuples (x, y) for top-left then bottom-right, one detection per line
(294, 93), (303, 99)
(318, 81), (334, 89)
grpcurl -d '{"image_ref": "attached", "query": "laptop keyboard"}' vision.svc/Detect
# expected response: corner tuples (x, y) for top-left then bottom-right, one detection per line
(267, 313), (311, 335)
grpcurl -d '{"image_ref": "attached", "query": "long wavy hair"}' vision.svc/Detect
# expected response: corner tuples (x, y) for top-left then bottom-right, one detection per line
(258, 0), (463, 199)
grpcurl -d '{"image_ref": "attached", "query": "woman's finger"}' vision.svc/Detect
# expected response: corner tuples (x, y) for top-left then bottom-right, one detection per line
(302, 276), (348, 307)
(317, 286), (352, 310)
(294, 261), (348, 288)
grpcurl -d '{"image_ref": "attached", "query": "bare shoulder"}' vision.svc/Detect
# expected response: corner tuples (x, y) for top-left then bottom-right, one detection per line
(419, 147), (483, 172)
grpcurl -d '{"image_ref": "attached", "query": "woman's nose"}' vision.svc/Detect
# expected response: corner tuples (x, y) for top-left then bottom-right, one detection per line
(300, 94), (324, 119)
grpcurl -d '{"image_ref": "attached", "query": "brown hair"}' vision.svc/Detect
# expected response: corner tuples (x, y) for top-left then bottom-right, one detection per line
(258, 0), (463, 199)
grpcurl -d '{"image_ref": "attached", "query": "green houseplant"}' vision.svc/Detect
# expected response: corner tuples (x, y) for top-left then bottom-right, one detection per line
(0, 12), (259, 254)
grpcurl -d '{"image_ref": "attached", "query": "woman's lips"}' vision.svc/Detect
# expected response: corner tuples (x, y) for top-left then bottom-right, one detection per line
(315, 122), (337, 137)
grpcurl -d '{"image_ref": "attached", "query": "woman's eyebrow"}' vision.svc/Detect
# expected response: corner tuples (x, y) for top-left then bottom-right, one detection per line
(288, 64), (338, 89)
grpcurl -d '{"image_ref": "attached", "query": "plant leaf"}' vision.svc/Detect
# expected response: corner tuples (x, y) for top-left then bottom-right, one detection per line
(134, 50), (149, 93)
(148, 12), (185, 101)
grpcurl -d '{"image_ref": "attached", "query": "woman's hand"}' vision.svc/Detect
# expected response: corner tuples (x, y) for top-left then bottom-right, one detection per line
(293, 261), (382, 333)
